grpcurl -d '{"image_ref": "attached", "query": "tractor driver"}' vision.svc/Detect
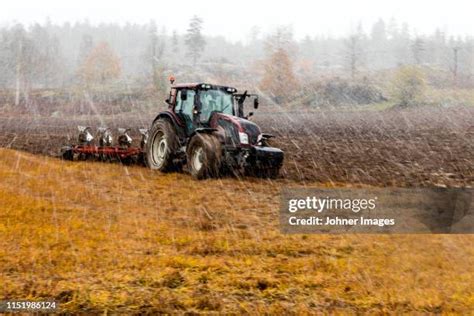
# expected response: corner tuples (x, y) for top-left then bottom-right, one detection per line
(198, 90), (217, 123)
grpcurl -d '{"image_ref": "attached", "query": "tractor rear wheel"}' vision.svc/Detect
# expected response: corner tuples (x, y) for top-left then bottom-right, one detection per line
(186, 133), (222, 179)
(145, 119), (179, 171)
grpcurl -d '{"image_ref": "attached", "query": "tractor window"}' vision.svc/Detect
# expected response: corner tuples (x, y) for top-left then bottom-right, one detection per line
(176, 90), (195, 132)
(176, 90), (195, 118)
(198, 89), (234, 122)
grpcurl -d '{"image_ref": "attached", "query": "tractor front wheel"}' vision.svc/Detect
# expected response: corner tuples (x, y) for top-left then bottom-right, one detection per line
(145, 120), (179, 171)
(186, 134), (222, 179)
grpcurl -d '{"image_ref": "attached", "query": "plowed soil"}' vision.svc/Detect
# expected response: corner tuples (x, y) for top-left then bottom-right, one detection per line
(1, 106), (472, 187)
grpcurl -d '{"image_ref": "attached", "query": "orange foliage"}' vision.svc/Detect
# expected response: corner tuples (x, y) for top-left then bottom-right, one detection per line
(78, 41), (121, 84)
(259, 48), (299, 104)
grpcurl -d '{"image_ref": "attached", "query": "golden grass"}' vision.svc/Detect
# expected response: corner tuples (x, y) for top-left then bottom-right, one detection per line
(0, 148), (473, 313)
(426, 88), (474, 107)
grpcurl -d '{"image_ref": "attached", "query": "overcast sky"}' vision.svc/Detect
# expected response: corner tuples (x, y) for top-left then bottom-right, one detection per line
(1, 0), (472, 41)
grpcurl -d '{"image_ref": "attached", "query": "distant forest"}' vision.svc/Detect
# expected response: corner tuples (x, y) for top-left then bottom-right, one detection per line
(0, 16), (473, 111)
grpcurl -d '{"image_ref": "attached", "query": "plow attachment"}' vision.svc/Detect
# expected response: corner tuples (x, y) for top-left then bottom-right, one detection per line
(61, 126), (146, 164)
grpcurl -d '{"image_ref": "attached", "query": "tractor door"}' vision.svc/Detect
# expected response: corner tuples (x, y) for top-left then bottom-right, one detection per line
(175, 89), (196, 135)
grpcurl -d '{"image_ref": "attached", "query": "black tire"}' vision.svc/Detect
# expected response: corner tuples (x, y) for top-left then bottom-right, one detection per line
(145, 119), (179, 171)
(186, 133), (222, 179)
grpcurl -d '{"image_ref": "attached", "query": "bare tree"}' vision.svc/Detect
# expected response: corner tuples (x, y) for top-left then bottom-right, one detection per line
(9, 25), (35, 106)
(344, 24), (366, 80)
(451, 46), (461, 86)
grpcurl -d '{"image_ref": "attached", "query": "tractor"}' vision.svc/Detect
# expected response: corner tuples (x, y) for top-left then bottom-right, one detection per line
(145, 79), (284, 179)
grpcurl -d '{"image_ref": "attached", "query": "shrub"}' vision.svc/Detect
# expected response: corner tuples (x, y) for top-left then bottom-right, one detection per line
(299, 79), (386, 107)
(390, 66), (427, 107)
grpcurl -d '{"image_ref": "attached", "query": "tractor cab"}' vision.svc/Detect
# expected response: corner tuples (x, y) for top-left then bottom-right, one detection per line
(166, 81), (258, 135)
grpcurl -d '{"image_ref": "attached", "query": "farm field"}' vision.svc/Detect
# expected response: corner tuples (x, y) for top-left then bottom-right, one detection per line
(1, 0), (474, 313)
(0, 107), (473, 313)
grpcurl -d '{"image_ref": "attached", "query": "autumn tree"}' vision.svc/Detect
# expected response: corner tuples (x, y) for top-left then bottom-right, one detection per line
(185, 16), (205, 66)
(259, 27), (298, 104)
(78, 41), (121, 85)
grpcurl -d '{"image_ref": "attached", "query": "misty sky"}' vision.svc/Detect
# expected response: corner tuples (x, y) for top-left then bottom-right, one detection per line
(1, 0), (473, 41)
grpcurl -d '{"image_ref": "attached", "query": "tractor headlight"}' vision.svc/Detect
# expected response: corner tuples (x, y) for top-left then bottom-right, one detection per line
(239, 132), (249, 145)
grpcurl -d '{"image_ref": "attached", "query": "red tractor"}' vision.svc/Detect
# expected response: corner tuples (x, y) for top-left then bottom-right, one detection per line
(145, 80), (284, 179)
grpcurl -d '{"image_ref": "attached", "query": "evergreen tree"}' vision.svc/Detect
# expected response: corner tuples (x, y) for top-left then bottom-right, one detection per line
(78, 34), (93, 67)
(411, 37), (425, 65)
(185, 16), (205, 66)
(371, 19), (387, 44)
(172, 30), (179, 54)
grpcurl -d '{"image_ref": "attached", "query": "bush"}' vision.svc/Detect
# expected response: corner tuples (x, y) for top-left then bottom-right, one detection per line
(299, 79), (386, 107)
(390, 66), (427, 107)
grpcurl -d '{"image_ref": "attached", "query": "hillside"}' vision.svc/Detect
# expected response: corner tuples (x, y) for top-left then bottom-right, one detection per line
(0, 149), (473, 313)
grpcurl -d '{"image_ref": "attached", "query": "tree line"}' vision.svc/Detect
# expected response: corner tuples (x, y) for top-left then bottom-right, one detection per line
(0, 17), (472, 105)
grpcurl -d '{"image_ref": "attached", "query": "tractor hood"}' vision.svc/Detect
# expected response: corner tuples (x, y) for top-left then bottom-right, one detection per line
(211, 113), (262, 145)
(235, 117), (261, 145)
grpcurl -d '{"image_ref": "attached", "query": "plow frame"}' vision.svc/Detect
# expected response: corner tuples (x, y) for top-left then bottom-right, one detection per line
(61, 145), (143, 161)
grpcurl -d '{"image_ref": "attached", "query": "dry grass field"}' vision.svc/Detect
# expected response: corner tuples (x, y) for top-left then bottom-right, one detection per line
(1, 148), (473, 313)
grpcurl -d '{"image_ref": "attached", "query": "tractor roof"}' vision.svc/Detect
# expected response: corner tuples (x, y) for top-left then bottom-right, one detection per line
(172, 83), (237, 92)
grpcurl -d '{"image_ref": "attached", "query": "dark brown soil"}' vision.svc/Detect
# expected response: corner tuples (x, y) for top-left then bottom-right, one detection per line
(0, 106), (472, 187)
